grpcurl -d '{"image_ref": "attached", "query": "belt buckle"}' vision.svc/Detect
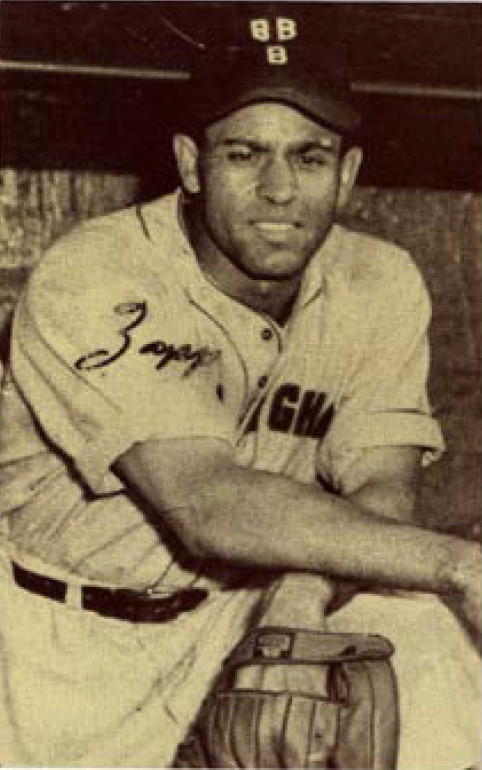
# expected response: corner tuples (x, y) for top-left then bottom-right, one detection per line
(92, 585), (209, 623)
(122, 587), (168, 622)
(178, 587), (209, 610)
(129, 587), (184, 623)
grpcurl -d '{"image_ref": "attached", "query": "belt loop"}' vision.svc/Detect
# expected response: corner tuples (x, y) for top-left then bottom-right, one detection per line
(65, 582), (83, 609)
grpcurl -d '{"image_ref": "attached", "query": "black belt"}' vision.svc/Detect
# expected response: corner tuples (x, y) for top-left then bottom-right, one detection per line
(12, 562), (208, 623)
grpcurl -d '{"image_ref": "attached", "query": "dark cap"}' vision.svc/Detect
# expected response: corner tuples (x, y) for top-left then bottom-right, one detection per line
(190, 9), (360, 134)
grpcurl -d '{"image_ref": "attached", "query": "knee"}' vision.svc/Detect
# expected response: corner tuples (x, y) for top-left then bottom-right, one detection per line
(402, 594), (471, 648)
(335, 591), (468, 655)
(379, 593), (478, 670)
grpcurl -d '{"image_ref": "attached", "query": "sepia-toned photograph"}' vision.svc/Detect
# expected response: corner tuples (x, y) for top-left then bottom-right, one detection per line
(0, 2), (481, 767)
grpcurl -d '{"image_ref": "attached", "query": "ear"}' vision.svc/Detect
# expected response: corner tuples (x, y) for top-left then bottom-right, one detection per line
(336, 146), (363, 211)
(173, 133), (201, 195)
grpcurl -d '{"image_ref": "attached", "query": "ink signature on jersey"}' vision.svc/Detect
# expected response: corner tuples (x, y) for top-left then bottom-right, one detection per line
(74, 301), (221, 377)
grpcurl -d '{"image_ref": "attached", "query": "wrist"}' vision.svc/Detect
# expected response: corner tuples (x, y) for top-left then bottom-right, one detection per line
(256, 573), (334, 631)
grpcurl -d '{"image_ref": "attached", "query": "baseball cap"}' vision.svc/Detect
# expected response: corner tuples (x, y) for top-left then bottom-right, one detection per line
(190, 9), (360, 135)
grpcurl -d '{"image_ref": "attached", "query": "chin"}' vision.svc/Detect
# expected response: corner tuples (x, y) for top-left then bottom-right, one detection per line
(244, 264), (307, 283)
(243, 254), (311, 282)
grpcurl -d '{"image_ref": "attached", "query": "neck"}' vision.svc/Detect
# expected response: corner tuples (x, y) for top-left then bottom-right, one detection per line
(183, 202), (302, 324)
(203, 264), (301, 324)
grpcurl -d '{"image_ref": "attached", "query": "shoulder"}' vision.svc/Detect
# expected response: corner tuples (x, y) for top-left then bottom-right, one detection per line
(14, 196), (193, 355)
(28, 206), (139, 293)
(331, 225), (429, 310)
(24, 195), (180, 315)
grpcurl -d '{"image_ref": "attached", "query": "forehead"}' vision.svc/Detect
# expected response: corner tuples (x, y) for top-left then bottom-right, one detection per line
(204, 102), (342, 150)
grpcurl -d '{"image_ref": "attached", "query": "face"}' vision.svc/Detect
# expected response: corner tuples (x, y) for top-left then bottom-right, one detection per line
(174, 102), (361, 285)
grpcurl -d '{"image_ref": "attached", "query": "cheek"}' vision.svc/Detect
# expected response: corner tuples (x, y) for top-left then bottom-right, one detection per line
(204, 175), (254, 230)
(304, 181), (340, 222)
(204, 164), (257, 203)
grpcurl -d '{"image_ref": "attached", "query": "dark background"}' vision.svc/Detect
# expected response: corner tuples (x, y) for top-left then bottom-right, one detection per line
(1, 1), (481, 189)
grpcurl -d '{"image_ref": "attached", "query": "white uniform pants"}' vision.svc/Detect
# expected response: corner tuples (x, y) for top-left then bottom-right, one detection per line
(0, 544), (480, 768)
(330, 591), (481, 770)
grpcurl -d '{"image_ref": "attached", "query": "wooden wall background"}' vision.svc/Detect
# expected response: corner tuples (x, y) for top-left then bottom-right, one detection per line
(1, 168), (481, 526)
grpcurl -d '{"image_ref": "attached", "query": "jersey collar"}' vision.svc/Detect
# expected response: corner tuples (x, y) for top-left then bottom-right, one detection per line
(140, 188), (343, 317)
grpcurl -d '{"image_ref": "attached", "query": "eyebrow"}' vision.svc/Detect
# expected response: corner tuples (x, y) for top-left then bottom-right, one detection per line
(215, 138), (337, 154)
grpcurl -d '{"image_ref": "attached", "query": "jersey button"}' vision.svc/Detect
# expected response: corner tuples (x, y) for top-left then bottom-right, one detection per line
(261, 328), (273, 341)
(258, 375), (268, 388)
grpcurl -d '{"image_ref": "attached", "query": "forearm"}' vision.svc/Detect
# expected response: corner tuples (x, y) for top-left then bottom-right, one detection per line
(231, 477), (435, 629)
(255, 479), (419, 630)
(116, 440), (475, 600)
(319, 479), (420, 609)
(347, 479), (417, 524)
(164, 464), (472, 598)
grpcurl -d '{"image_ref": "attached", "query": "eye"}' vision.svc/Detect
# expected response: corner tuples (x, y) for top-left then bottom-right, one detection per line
(297, 152), (327, 168)
(226, 147), (256, 163)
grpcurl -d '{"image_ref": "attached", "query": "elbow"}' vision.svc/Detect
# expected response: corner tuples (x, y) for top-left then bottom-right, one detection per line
(389, 483), (418, 523)
(162, 498), (233, 562)
(162, 506), (210, 559)
(188, 516), (238, 562)
(160, 465), (260, 565)
(183, 526), (225, 561)
(378, 482), (417, 522)
(348, 480), (418, 524)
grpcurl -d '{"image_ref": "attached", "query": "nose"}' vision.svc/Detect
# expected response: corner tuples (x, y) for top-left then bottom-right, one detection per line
(257, 155), (297, 204)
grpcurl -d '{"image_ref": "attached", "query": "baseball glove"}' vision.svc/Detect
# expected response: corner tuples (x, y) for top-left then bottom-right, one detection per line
(174, 627), (399, 769)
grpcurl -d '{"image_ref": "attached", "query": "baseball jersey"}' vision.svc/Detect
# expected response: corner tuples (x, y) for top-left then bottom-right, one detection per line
(0, 190), (444, 590)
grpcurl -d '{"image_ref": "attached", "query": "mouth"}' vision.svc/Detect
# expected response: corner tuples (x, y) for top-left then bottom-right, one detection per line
(251, 221), (301, 240)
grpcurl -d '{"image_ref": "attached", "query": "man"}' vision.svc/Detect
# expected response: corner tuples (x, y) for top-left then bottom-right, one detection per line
(0, 9), (480, 768)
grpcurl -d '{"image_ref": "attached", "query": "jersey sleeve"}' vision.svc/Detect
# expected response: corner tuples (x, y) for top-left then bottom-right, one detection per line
(10, 230), (234, 495)
(316, 254), (444, 492)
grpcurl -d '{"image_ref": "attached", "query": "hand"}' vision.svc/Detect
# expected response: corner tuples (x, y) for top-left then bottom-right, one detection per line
(236, 658), (329, 695)
(241, 573), (334, 694)
(204, 629), (399, 769)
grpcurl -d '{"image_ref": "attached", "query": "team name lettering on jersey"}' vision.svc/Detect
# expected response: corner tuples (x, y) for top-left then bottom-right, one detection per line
(245, 383), (334, 440)
(269, 384), (334, 438)
(75, 301), (221, 377)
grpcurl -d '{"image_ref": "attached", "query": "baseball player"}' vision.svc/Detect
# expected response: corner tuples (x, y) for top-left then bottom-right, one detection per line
(0, 8), (480, 768)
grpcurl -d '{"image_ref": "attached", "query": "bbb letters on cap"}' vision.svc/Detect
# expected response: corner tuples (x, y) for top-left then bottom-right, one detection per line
(191, 7), (361, 134)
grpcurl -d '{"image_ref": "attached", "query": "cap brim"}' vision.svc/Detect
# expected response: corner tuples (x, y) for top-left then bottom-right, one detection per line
(204, 83), (360, 133)
(191, 36), (361, 135)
